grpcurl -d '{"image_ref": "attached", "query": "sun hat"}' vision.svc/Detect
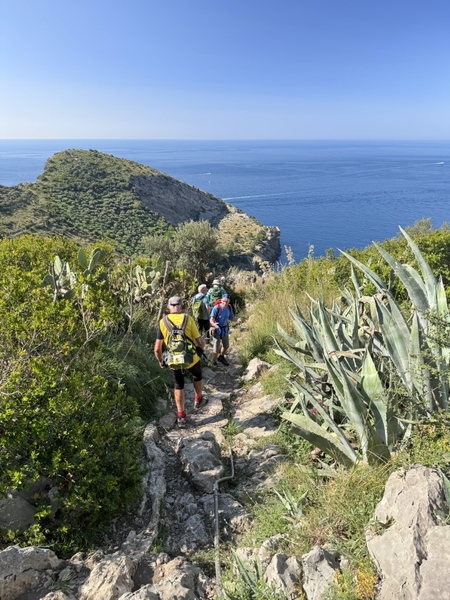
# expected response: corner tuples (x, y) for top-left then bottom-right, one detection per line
(212, 279), (220, 285)
(168, 296), (182, 306)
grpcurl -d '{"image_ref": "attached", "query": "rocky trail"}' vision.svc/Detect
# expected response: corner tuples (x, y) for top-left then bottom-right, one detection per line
(3, 334), (450, 600)
(0, 335), (289, 600)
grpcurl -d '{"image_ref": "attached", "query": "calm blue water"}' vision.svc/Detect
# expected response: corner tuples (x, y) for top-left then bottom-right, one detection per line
(1, 139), (449, 261)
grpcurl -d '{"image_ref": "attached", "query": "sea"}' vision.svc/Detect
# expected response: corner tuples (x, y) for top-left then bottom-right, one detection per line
(1, 139), (449, 262)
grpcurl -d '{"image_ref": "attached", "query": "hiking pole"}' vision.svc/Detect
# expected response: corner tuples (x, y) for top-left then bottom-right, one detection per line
(213, 446), (235, 598)
(155, 260), (170, 324)
(196, 346), (215, 368)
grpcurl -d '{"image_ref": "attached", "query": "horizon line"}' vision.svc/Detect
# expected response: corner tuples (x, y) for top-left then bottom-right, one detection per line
(1, 138), (450, 143)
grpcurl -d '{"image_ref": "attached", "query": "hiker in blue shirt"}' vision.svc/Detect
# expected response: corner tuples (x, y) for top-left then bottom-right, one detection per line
(209, 295), (241, 366)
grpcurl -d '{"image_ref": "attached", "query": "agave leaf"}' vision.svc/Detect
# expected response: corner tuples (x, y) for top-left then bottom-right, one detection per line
(289, 380), (358, 459)
(307, 362), (328, 370)
(339, 249), (388, 292)
(360, 351), (397, 446)
(326, 358), (390, 464)
(350, 264), (362, 296)
(409, 310), (435, 412)
(350, 297), (363, 348)
(375, 297), (412, 392)
(436, 276), (449, 316)
(402, 263), (426, 289)
(328, 350), (365, 359)
(438, 469), (450, 507)
(341, 285), (356, 306)
(373, 242), (429, 312)
(281, 411), (356, 466)
(277, 323), (311, 355)
(273, 338), (307, 371)
(232, 551), (258, 590)
(317, 300), (340, 357)
(399, 226), (437, 305)
(289, 305), (323, 362)
(288, 379), (311, 417)
(324, 307), (352, 326)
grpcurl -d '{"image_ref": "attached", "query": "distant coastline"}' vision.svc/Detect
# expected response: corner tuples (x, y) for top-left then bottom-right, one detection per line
(1, 139), (450, 260)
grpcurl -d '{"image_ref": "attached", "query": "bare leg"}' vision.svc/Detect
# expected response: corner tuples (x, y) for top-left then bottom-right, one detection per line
(193, 380), (203, 398)
(174, 388), (185, 413)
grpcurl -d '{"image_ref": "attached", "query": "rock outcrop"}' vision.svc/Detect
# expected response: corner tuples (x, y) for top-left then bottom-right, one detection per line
(132, 174), (229, 228)
(366, 465), (450, 600)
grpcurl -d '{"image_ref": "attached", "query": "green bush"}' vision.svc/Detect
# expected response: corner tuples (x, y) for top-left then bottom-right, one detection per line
(0, 235), (144, 555)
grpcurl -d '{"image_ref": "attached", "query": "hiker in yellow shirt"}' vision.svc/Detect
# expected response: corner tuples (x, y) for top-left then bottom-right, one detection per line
(154, 296), (207, 428)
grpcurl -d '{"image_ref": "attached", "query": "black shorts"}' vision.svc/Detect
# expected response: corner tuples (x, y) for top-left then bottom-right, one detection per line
(197, 318), (210, 334)
(172, 360), (202, 390)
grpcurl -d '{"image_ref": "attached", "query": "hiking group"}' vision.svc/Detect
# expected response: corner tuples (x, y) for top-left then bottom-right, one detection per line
(153, 278), (241, 428)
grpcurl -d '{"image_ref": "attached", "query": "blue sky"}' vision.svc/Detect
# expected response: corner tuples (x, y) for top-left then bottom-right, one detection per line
(1, 0), (449, 139)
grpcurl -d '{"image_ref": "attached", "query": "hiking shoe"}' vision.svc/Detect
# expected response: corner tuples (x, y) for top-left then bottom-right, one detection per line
(217, 355), (229, 366)
(177, 416), (187, 429)
(194, 397), (209, 411)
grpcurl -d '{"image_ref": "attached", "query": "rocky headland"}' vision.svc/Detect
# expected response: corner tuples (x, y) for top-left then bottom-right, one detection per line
(0, 150), (281, 268)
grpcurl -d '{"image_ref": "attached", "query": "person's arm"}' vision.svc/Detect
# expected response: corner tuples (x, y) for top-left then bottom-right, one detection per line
(228, 307), (241, 324)
(195, 336), (205, 351)
(154, 324), (166, 368)
(154, 339), (166, 368)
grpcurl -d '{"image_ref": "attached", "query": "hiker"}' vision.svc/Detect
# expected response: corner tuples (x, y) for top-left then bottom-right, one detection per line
(192, 284), (210, 338)
(154, 296), (207, 428)
(207, 278), (227, 304)
(210, 295), (241, 366)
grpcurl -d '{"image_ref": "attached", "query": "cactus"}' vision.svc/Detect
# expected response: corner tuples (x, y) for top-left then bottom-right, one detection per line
(132, 264), (161, 301)
(78, 247), (107, 276)
(43, 256), (76, 301)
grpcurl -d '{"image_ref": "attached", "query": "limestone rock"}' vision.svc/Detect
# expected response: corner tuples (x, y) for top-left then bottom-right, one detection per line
(126, 556), (207, 600)
(178, 431), (224, 493)
(201, 493), (251, 538)
(242, 357), (272, 382)
(79, 553), (135, 600)
(265, 553), (302, 598)
(418, 525), (450, 600)
(301, 546), (339, 600)
(366, 465), (450, 600)
(0, 492), (36, 531)
(0, 545), (61, 600)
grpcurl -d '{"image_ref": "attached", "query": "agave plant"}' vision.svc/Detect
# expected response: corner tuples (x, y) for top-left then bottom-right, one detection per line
(275, 227), (450, 466)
